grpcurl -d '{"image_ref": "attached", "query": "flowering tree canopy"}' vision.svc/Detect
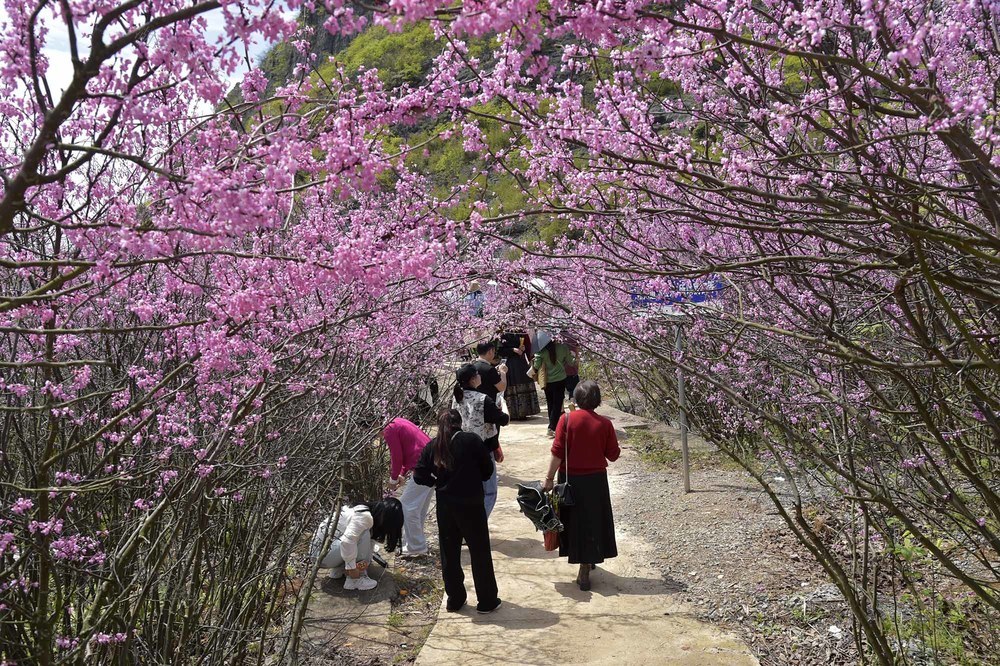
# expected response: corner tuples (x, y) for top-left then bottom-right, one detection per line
(2, 0), (999, 663)
(0, 1), (473, 661)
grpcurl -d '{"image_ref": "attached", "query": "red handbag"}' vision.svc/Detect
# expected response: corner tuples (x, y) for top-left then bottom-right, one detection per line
(543, 529), (560, 551)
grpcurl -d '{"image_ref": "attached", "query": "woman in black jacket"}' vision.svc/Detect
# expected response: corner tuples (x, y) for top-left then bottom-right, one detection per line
(414, 408), (502, 614)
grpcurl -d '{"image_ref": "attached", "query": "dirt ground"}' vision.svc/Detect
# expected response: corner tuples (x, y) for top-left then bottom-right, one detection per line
(300, 520), (444, 665)
(614, 428), (860, 666)
(300, 414), (860, 666)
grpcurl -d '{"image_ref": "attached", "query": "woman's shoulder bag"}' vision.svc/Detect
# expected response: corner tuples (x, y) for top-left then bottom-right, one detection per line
(537, 360), (548, 389)
(552, 412), (575, 507)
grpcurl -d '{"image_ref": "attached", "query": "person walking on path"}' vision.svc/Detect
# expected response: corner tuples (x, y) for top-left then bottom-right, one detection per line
(498, 331), (540, 419)
(414, 409), (502, 614)
(311, 499), (404, 591)
(532, 337), (572, 437)
(451, 363), (509, 517)
(473, 340), (508, 511)
(473, 340), (507, 408)
(541, 381), (621, 591)
(383, 418), (434, 558)
(465, 280), (485, 318)
(562, 333), (581, 405)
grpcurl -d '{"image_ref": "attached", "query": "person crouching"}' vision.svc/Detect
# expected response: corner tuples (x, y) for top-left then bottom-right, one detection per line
(310, 498), (403, 591)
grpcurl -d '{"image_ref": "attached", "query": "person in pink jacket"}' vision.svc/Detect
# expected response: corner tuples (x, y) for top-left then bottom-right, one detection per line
(383, 418), (434, 557)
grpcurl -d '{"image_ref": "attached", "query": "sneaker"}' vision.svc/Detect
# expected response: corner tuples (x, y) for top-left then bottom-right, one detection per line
(401, 549), (428, 559)
(546, 429), (555, 438)
(344, 574), (378, 591)
(476, 598), (502, 614)
(446, 596), (467, 612)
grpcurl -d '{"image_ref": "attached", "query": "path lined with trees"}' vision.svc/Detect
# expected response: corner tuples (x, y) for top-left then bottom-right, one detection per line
(1, 0), (998, 663)
(416, 412), (758, 666)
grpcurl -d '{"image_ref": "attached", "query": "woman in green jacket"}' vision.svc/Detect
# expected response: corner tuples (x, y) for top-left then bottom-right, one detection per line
(532, 340), (572, 437)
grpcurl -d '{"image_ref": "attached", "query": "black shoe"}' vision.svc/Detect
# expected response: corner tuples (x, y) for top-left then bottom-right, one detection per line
(476, 598), (502, 614)
(446, 596), (467, 612)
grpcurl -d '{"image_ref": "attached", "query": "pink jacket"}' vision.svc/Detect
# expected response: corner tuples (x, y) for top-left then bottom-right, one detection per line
(384, 418), (431, 480)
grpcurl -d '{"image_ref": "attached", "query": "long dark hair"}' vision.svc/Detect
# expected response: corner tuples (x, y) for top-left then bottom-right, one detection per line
(547, 343), (557, 363)
(453, 363), (478, 404)
(369, 498), (404, 552)
(434, 408), (462, 470)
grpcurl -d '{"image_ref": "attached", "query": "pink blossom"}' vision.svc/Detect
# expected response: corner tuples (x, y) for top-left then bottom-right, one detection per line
(50, 534), (103, 565)
(27, 518), (63, 536)
(9, 498), (33, 515)
(93, 632), (127, 645)
(0, 533), (16, 556)
(240, 68), (269, 103)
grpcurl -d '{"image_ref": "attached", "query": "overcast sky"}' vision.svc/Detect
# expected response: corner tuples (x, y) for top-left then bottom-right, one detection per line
(0, 5), (277, 98)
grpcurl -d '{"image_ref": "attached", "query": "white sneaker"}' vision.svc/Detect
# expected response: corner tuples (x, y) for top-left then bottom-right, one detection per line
(344, 574), (377, 591)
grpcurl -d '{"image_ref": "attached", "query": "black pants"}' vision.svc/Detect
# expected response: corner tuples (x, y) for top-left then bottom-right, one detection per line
(543, 379), (566, 431)
(565, 374), (580, 401)
(436, 498), (498, 607)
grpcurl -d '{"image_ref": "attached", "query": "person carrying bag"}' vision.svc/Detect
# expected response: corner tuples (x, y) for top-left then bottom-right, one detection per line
(541, 381), (621, 591)
(532, 337), (571, 437)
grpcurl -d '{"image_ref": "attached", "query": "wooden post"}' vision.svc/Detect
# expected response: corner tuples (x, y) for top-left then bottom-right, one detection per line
(676, 325), (691, 493)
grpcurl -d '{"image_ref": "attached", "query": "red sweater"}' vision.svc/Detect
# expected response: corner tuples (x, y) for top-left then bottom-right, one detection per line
(552, 409), (621, 475)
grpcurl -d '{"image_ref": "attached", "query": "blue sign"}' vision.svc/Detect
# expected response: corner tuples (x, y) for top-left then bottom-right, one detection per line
(629, 277), (724, 309)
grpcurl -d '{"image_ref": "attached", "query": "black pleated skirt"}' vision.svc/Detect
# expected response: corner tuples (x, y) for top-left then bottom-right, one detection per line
(558, 471), (618, 564)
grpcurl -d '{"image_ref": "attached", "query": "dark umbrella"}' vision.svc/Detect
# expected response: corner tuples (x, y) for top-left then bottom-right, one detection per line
(516, 482), (563, 532)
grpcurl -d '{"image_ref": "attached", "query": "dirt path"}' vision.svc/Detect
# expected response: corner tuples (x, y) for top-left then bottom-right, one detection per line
(299, 402), (855, 665)
(609, 417), (859, 666)
(415, 413), (759, 666)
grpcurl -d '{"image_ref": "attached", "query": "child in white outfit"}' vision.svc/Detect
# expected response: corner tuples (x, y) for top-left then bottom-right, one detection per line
(311, 499), (403, 592)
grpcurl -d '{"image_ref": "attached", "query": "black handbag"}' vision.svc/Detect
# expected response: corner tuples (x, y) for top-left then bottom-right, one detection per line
(553, 480), (575, 507)
(552, 413), (575, 507)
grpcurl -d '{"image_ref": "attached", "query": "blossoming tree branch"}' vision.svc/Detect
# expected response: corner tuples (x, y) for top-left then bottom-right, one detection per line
(1, 0), (998, 664)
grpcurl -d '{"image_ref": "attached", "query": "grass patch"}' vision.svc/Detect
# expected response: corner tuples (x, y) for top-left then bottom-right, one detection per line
(631, 430), (743, 472)
(632, 430), (683, 467)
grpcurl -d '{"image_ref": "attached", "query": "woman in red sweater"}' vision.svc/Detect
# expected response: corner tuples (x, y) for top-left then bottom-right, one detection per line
(541, 380), (621, 591)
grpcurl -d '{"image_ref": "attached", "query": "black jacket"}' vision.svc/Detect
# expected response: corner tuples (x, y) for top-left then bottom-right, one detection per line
(414, 431), (494, 505)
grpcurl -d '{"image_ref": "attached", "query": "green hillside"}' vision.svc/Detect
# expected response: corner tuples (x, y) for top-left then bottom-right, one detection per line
(248, 10), (681, 246)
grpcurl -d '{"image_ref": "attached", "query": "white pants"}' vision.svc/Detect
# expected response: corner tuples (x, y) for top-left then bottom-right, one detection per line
(317, 533), (372, 578)
(399, 475), (434, 555)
